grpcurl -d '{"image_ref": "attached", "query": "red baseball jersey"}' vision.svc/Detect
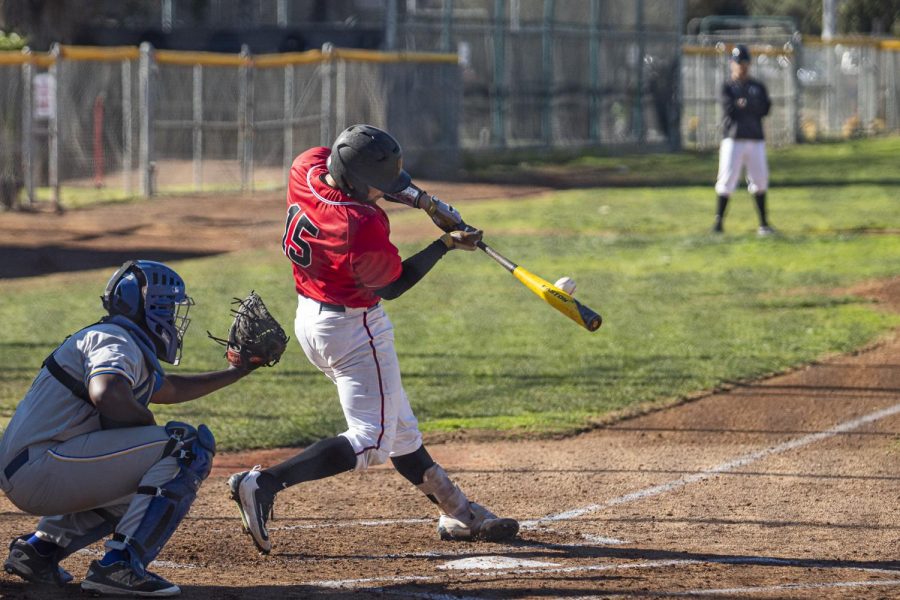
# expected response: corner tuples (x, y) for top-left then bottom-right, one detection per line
(283, 147), (402, 308)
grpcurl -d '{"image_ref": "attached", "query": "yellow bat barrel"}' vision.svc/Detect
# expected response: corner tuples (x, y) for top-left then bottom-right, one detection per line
(512, 267), (602, 332)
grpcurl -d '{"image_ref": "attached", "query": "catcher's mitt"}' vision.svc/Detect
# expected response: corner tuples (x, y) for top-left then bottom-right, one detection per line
(208, 291), (289, 370)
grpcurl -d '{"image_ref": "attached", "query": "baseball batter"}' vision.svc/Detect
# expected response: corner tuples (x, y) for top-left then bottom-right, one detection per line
(0, 260), (254, 596)
(229, 124), (519, 554)
(713, 44), (775, 236)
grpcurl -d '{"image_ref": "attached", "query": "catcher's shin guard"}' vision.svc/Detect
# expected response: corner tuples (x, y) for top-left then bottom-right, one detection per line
(416, 464), (519, 542)
(113, 422), (215, 575)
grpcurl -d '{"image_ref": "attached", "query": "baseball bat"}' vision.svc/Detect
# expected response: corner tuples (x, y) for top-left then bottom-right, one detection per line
(476, 240), (602, 332)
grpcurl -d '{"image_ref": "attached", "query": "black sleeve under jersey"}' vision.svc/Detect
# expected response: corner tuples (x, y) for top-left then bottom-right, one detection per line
(375, 239), (449, 300)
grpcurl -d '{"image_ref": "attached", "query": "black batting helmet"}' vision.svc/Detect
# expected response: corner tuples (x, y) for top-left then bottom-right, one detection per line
(730, 44), (751, 63)
(326, 124), (411, 201)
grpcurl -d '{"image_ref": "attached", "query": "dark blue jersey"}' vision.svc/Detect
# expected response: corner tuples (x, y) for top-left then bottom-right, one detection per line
(721, 77), (770, 140)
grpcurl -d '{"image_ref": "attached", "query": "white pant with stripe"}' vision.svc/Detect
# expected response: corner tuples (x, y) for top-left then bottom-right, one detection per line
(294, 295), (422, 471)
(715, 138), (769, 196)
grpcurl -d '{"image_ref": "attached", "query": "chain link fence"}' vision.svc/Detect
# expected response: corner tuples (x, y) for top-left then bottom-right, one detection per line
(399, 0), (684, 149)
(682, 36), (900, 149)
(2, 45), (459, 208)
(801, 39), (900, 140)
(1, 31), (898, 208)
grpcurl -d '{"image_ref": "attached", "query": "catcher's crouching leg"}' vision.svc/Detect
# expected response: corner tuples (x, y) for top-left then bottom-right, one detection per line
(416, 464), (519, 542)
(110, 422), (216, 575)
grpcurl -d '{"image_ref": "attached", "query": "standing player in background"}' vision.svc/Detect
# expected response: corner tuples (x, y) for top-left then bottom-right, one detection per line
(229, 124), (519, 554)
(712, 44), (775, 236)
(1, 260), (254, 596)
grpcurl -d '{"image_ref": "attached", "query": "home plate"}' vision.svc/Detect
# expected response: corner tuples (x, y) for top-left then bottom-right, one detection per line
(439, 556), (559, 570)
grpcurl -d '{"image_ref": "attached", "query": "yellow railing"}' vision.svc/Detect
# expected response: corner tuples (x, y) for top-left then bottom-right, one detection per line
(0, 45), (459, 68)
(683, 36), (900, 56)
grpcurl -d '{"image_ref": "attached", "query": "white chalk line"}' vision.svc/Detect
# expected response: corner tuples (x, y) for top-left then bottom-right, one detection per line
(206, 517), (431, 534)
(524, 401), (900, 528)
(269, 517), (431, 532)
(204, 402), (900, 538)
(304, 401), (900, 591)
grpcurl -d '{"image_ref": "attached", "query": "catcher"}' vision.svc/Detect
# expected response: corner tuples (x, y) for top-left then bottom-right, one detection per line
(0, 260), (284, 596)
(229, 124), (519, 555)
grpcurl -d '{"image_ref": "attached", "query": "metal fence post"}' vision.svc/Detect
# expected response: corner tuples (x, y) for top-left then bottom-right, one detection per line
(588, 0), (601, 143)
(633, 0), (645, 143)
(283, 64), (294, 187)
(335, 54), (347, 134)
(541, 0), (555, 146)
(21, 48), (34, 207)
(491, 0), (506, 148)
(791, 36), (802, 143)
(669, 0), (685, 150)
(121, 57), (133, 195)
(192, 64), (203, 190)
(48, 43), (61, 211)
(441, 0), (454, 53)
(385, 0), (398, 51)
(239, 45), (253, 193)
(138, 43), (153, 197)
(320, 43), (335, 145)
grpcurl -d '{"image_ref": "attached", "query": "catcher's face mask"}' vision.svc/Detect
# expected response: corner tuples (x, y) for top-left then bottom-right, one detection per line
(104, 260), (194, 365)
(160, 294), (194, 366)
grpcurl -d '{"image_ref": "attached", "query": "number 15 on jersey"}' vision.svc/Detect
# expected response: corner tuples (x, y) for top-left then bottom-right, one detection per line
(282, 205), (320, 268)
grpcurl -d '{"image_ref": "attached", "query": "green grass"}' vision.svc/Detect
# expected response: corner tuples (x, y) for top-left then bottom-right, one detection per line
(2, 175), (898, 450)
(467, 135), (900, 187)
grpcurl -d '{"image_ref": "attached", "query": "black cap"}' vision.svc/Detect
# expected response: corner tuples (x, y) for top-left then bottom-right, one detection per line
(731, 44), (751, 63)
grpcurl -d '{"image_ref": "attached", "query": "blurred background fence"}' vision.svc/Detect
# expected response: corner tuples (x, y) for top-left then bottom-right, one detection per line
(682, 31), (900, 149)
(0, 1), (898, 209)
(396, 0), (684, 150)
(0, 45), (460, 208)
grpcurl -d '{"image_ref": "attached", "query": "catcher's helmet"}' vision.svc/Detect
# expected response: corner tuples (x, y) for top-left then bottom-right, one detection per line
(102, 260), (194, 364)
(326, 124), (411, 201)
(731, 44), (751, 63)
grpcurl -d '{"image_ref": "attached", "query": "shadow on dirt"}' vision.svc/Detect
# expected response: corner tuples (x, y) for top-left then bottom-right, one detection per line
(0, 246), (218, 279)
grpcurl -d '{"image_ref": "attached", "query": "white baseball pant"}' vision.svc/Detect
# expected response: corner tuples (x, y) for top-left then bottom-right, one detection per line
(294, 295), (423, 471)
(715, 138), (769, 196)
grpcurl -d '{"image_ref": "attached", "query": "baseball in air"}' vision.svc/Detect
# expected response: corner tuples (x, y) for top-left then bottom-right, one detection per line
(554, 276), (576, 295)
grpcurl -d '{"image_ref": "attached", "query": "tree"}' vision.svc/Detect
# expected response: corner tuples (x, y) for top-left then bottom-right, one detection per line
(748, 0), (823, 34)
(839, 0), (900, 34)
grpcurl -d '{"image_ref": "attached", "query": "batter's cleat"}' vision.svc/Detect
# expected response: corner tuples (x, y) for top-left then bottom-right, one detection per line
(437, 503), (519, 542)
(3, 536), (73, 586)
(710, 222), (724, 234)
(757, 225), (777, 237)
(228, 466), (274, 554)
(81, 560), (180, 597)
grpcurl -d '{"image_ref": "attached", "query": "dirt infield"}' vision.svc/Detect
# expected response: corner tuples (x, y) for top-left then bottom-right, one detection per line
(0, 190), (898, 598)
(0, 181), (550, 279)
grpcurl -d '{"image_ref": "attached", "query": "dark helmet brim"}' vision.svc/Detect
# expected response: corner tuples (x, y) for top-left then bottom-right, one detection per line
(385, 169), (412, 194)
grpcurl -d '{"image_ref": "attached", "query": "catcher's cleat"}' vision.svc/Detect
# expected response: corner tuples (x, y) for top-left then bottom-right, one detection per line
(81, 560), (180, 597)
(228, 466), (275, 554)
(3, 536), (73, 587)
(437, 503), (519, 542)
